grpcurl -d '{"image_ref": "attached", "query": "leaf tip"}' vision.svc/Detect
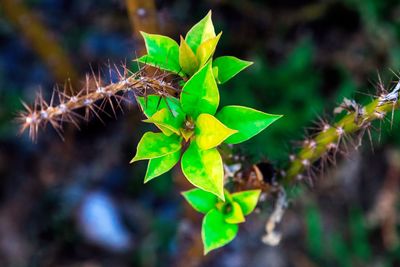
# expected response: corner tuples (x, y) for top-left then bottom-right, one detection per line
(228, 128), (238, 135)
(181, 190), (189, 199)
(203, 247), (211, 255)
(139, 31), (148, 38)
(273, 114), (284, 121)
(143, 171), (153, 183)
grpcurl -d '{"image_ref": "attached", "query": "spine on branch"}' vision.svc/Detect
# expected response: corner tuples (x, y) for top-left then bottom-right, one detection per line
(17, 64), (181, 141)
(283, 81), (400, 184)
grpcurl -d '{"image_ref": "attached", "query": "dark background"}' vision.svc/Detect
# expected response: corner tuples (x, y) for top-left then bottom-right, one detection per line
(0, 0), (400, 266)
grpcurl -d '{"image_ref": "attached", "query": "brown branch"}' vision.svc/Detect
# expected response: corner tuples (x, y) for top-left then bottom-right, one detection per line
(2, 0), (79, 87)
(17, 64), (181, 141)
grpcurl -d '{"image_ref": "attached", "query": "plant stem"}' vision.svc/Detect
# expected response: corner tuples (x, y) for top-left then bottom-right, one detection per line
(17, 69), (180, 141)
(283, 98), (399, 184)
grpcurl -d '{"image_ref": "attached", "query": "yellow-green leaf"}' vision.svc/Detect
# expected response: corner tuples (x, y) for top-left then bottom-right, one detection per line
(231, 189), (261, 216)
(180, 128), (194, 142)
(213, 56), (253, 84)
(130, 132), (181, 162)
(202, 209), (238, 254)
(137, 32), (181, 74)
(196, 32), (222, 66)
(212, 66), (219, 80)
(137, 96), (183, 118)
(195, 113), (237, 150)
(137, 96), (185, 136)
(185, 10), (216, 53)
(179, 36), (199, 76)
(181, 141), (224, 200)
(144, 149), (181, 183)
(216, 105), (282, 144)
(224, 202), (245, 224)
(182, 188), (218, 214)
(180, 61), (219, 119)
(143, 108), (184, 136)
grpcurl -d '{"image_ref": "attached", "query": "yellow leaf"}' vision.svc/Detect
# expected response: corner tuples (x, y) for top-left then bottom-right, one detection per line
(179, 36), (199, 76)
(196, 32), (222, 66)
(195, 113), (237, 150)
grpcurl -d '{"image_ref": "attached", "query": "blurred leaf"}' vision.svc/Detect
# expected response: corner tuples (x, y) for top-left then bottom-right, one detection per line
(305, 204), (323, 260)
(349, 207), (371, 261)
(329, 231), (352, 267)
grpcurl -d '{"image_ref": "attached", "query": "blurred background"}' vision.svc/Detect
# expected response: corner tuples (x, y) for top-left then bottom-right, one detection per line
(1, 0), (400, 266)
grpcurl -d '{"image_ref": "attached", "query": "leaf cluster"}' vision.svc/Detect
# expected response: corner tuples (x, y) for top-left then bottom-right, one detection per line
(183, 188), (261, 254)
(131, 11), (282, 253)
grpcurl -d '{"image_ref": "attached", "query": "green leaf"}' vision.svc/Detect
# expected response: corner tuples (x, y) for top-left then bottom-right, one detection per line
(137, 96), (185, 136)
(231, 190), (261, 216)
(196, 32), (222, 66)
(144, 149), (181, 183)
(212, 66), (219, 79)
(130, 132), (182, 162)
(137, 32), (181, 74)
(216, 105), (282, 144)
(213, 56), (253, 84)
(137, 95), (184, 118)
(143, 108), (184, 136)
(202, 209), (238, 254)
(180, 61), (219, 119)
(195, 113), (237, 150)
(224, 202), (245, 224)
(182, 188), (218, 214)
(185, 10), (216, 53)
(179, 36), (199, 76)
(181, 141), (224, 200)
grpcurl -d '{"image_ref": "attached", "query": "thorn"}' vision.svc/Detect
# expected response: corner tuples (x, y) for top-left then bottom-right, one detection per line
(336, 126), (344, 136)
(301, 159), (310, 167)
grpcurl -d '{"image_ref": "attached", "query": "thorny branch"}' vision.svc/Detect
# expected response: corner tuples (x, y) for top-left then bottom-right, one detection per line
(15, 59), (400, 253)
(283, 79), (400, 185)
(16, 63), (181, 141)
